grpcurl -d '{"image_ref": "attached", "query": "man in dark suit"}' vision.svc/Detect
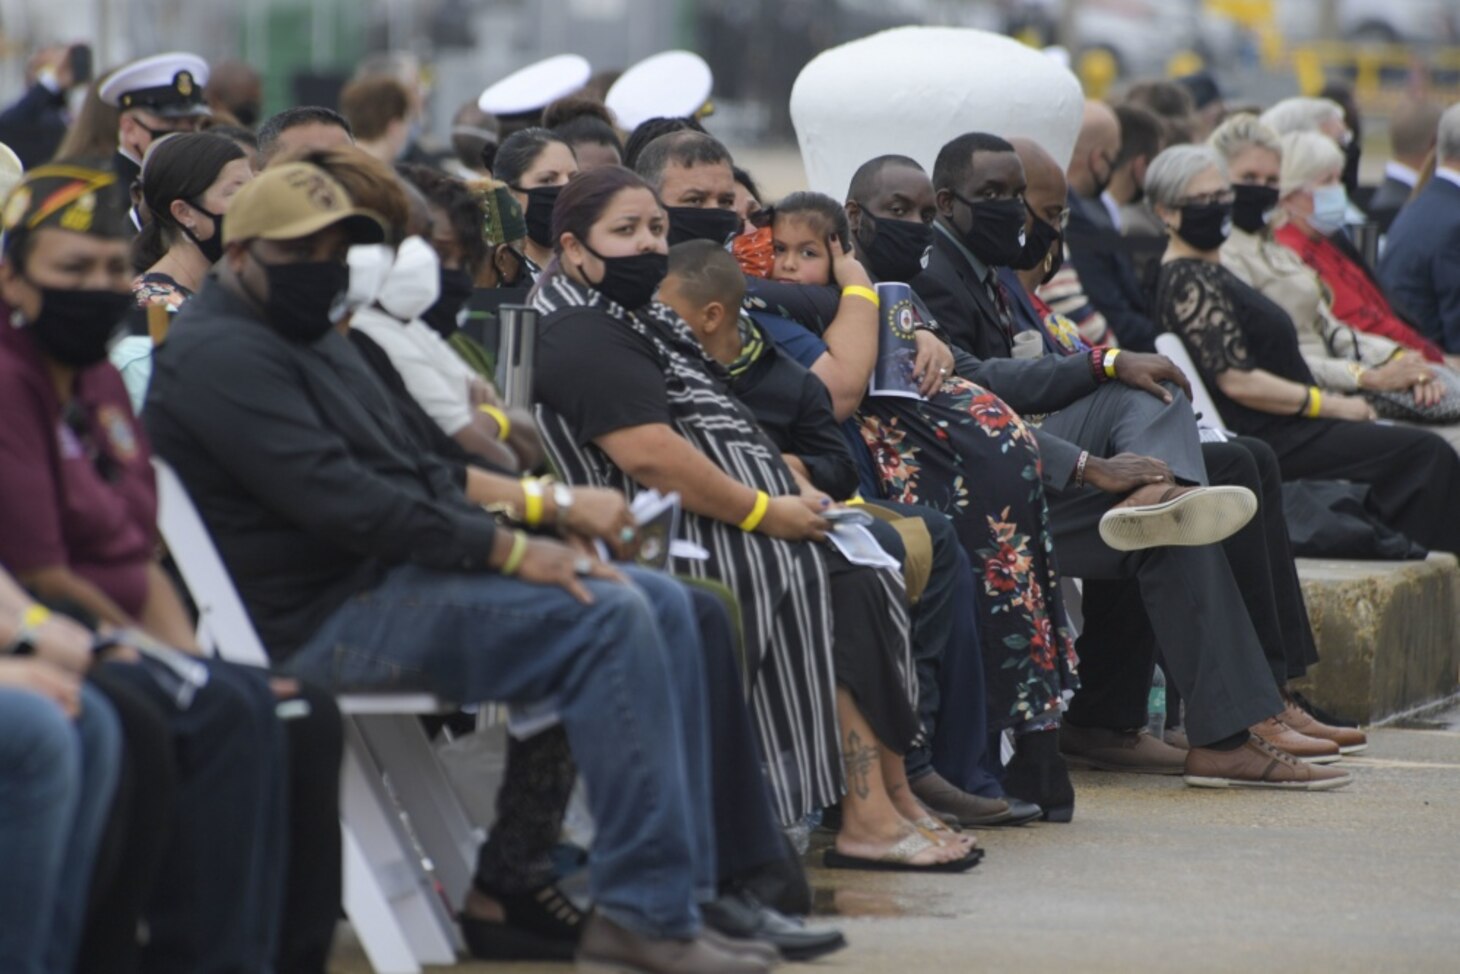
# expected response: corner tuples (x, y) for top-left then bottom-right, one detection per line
(1368, 99), (1442, 234)
(1059, 101), (1161, 351)
(1380, 103), (1460, 354)
(891, 143), (1348, 790)
(0, 46), (84, 167)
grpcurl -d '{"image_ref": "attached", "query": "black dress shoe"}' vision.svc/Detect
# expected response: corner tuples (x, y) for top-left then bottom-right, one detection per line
(733, 835), (812, 917)
(702, 889), (848, 962)
(995, 797), (1044, 827)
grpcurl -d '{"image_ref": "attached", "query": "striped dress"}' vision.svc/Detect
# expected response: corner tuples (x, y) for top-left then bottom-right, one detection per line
(531, 274), (880, 825)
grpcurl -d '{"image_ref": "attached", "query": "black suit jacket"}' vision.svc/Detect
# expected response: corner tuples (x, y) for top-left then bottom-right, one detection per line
(912, 224), (1013, 361)
(0, 83), (68, 168)
(1366, 175), (1414, 234)
(1063, 191), (1159, 351)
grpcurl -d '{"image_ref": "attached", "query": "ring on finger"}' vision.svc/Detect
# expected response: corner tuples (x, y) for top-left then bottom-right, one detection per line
(618, 526), (637, 543)
(573, 556), (594, 575)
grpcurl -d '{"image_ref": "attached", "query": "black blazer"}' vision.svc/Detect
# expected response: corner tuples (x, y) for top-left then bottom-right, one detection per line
(1063, 191), (1160, 351)
(1366, 175), (1414, 234)
(911, 224), (1013, 361)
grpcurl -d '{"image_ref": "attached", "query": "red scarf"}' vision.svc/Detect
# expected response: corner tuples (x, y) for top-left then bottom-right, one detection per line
(1273, 224), (1443, 362)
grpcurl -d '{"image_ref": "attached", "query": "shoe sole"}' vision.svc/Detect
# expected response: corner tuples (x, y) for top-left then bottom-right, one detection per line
(1182, 772), (1353, 791)
(1299, 753), (1343, 765)
(1098, 486), (1257, 551)
(1339, 743), (1368, 754)
(1063, 753), (1186, 776)
(961, 806), (1042, 829)
(780, 932), (850, 962)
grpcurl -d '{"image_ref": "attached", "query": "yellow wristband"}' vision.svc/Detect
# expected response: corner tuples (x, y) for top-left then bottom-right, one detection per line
(845, 495), (866, 506)
(522, 477), (545, 528)
(1305, 386), (1323, 418)
(738, 490), (771, 532)
(478, 404), (511, 442)
(841, 285), (880, 309)
(21, 604), (50, 631)
(1103, 348), (1122, 380)
(499, 530), (529, 576)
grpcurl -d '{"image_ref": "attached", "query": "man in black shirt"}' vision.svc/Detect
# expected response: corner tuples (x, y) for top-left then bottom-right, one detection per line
(145, 162), (774, 973)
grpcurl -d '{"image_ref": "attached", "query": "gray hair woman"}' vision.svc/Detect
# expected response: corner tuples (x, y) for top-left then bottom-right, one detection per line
(1147, 143), (1460, 555)
(1209, 115), (1445, 412)
(1271, 129), (1449, 364)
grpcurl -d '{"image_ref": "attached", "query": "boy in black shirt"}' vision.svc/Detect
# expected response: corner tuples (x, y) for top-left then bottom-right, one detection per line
(659, 240), (1044, 827)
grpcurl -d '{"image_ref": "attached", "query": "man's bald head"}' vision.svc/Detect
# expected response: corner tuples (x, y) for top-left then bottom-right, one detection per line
(1010, 137), (1067, 213)
(1069, 100), (1122, 199)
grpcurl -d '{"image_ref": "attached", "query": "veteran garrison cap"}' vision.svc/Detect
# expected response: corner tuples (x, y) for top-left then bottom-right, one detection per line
(100, 52), (211, 119)
(1, 162), (135, 256)
(477, 54), (591, 121)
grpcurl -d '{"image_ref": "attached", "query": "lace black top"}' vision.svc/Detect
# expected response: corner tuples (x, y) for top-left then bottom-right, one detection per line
(1156, 257), (1317, 437)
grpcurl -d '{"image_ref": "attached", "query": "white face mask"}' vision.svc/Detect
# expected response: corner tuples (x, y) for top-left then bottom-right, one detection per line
(376, 236), (441, 321)
(1307, 183), (1348, 236)
(338, 244), (394, 321)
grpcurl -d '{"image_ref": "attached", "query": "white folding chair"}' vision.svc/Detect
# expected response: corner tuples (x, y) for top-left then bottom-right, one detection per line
(1155, 332), (1228, 431)
(152, 458), (476, 973)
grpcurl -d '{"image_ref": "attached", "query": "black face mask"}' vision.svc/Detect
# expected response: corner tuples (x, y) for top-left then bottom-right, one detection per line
(249, 250), (349, 343)
(422, 266), (475, 338)
(1012, 211), (1063, 276)
(1174, 201), (1233, 252)
(950, 193), (1027, 267)
(1090, 152), (1117, 198)
(856, 209), (933, 282)
(1231, 184), (1280, 234)
(580, 243), (667, 310)
(180, 201), (224, 264)
(517, 185), (562, 248)
(22, 284), (133, 367)
(666, 206), (740, 247)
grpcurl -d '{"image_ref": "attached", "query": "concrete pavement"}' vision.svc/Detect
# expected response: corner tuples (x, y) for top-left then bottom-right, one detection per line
(333, 704), (1460, 974)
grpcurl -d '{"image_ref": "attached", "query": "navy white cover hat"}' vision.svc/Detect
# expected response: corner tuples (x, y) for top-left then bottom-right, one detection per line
(100, 52), (211, 119)
(477, 54), (592, 118)
(606, 51), (713, 131)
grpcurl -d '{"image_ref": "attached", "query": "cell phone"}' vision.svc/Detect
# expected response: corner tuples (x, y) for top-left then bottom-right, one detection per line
(68, 44), (93, 85)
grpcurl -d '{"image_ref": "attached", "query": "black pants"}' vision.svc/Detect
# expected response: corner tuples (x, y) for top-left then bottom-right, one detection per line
(1264, 417), (1460, 554)
(475, 582), (791, 895)
(1066, 437), (1316, 731)
(80, 669), (178, 974)
(95, 660), (342, 974)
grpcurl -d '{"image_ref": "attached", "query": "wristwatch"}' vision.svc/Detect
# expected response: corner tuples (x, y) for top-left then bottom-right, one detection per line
(551, 482), (575, 532)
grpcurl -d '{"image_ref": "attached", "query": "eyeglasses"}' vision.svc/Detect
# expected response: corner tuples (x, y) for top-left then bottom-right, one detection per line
(1175, 190), (1235, 207)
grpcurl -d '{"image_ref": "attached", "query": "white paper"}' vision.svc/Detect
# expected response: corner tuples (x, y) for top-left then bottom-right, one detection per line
(825, 523), (902, 571)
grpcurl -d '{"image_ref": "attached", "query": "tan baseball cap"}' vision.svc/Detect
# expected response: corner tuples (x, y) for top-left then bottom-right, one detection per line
(223, 162), (385, 247)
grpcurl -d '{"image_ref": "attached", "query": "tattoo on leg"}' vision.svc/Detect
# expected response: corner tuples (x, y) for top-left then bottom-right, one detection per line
(843, 730), (876, 801)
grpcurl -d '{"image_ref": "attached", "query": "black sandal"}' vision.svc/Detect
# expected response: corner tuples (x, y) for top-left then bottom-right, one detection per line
(459, 882), (586, 961)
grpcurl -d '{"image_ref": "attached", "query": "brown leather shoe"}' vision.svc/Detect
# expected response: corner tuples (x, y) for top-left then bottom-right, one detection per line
(576, 914), (772, 974)
(1279, 699), (1368, 754)
(1250, 717), (1341, 764)
(1163, 727), (1190, 751)
(1059, 723), (1186, 775)
(1185, 736), (1352, 790)
(909, 770), (1039, 826)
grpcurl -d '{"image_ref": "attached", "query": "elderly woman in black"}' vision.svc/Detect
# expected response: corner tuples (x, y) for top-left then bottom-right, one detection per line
(532, 166), (973, 873)
(1149, 144), (1460, 555)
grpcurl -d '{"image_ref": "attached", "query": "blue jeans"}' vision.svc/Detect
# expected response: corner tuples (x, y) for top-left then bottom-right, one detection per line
(283, 563), (710, 938)
(0, 682), (120, 974)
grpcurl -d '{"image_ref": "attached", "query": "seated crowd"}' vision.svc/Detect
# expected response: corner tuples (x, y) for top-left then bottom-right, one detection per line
(2, 42), (1457, 974)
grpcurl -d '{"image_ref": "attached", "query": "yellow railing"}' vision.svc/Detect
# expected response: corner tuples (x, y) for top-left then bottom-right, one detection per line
(1288, 43), (1460, 110)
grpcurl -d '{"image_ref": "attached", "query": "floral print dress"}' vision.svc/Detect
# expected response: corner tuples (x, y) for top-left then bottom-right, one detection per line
(746, 278), (1077, 730)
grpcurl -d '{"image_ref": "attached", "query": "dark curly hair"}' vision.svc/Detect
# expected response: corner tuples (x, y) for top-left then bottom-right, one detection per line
(397, 163), (489, 274)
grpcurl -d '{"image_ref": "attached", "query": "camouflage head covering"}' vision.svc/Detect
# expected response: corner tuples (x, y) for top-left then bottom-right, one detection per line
(468, 177), (527, 247)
